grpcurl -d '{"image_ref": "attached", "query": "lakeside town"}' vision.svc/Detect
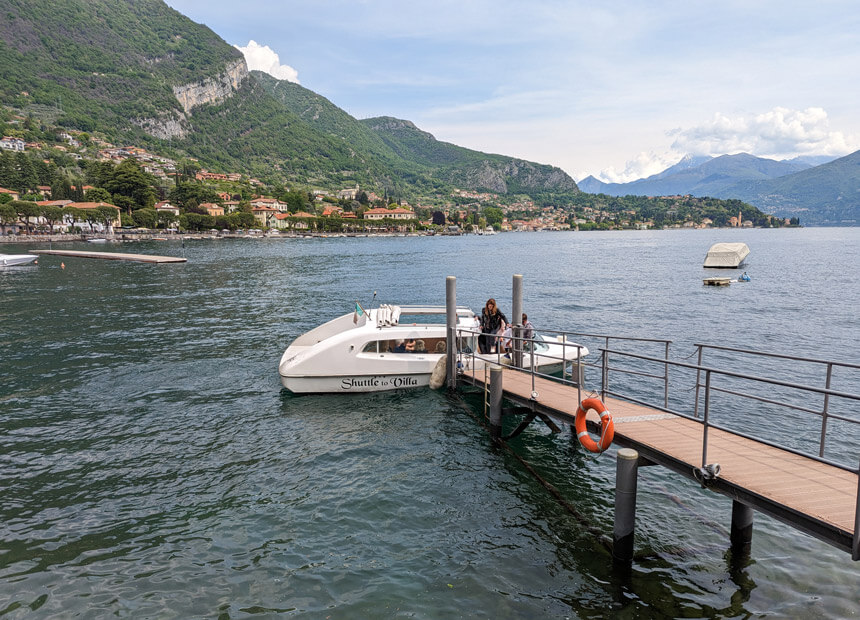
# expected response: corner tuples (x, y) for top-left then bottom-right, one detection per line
(1, 111), (797, 240)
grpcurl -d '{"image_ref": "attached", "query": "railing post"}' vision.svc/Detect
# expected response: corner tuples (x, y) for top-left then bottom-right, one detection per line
(601, 339), (609, 400)
(693, 345), (703, 418)
(613, 448), (639, 564)
(819, 363), (833, 458)
(664, 341), (670, 409)
(445, 276), (457, 389)
(702, 370), (711, 467)
(576, 345), (582, 405)
(561, 333), (568, 382)
(489, 365), (503, 441)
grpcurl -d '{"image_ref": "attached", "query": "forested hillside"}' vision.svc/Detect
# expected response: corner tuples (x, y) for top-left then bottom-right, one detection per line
(0, 0), (579, 198)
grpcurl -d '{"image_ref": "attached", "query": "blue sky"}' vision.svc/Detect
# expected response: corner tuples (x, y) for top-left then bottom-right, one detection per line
(165, 1), (860, 182)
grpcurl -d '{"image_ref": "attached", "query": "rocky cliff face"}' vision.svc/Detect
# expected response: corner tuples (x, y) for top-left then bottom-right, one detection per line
(132, 112), (189, 140)
(135, 58), (249, 139)
(172, 58), (249, 113)
(463, 159), (579, 194)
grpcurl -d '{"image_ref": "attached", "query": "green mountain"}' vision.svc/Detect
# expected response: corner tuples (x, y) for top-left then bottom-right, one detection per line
(255, 71), (579, 195)
(722, 151), (860, 225)
(0, 0), (578, 197)
(578, 151), (858, 225)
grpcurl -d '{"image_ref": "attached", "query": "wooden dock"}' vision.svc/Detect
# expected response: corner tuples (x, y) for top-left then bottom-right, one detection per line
(460, 365), (859, 557)
(30, 249), (186, 263)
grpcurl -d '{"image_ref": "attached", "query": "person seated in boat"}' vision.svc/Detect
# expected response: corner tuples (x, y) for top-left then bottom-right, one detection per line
(501, 325), (512, 353)
(414, 339), (426, 353)
(434, 341), (446, 353)
(522, 313), (535, 341)
(392, 339), (406, 353)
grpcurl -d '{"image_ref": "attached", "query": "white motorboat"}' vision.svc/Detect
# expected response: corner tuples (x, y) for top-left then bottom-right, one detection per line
(0, 254), (38, 267)
(278, 304), (588, 393)
(704, 242), (749, 268)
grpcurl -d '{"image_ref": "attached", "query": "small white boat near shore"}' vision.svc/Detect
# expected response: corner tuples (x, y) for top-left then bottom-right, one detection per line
(279, 304), (588, 393)
(1, 254), (38, 267)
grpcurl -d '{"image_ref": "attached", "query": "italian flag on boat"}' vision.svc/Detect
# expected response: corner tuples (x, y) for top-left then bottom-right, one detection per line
(353, 301), (366, 324)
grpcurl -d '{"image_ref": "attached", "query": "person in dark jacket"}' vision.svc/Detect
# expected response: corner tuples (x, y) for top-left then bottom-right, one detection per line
(479, 298), (507, 354)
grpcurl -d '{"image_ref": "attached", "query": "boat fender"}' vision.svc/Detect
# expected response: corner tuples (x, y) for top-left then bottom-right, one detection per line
(574, 396), (615, 453)
(429, 356), (447, 389)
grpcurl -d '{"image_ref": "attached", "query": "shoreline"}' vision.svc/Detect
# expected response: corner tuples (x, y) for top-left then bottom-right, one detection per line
(0, 226), (813, 245)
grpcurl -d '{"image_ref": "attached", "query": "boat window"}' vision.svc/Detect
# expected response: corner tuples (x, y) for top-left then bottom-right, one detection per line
(361, 340), (391, 354)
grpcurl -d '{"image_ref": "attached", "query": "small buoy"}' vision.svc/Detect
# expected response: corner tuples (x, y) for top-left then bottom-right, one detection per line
(429, 356), (447, 389)
(61, 262), (65, 269)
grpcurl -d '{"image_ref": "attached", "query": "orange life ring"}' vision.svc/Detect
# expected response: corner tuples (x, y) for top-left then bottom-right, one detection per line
(575, 396), (615, 453)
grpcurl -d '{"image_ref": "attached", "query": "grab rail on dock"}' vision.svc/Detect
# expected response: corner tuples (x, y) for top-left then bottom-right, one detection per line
(600, 347), (860, 469)
(693, 343), (860, 459)
(453, 324), (860, 560)
(454, 327), (672, 410)
(599, 345), (860, 561)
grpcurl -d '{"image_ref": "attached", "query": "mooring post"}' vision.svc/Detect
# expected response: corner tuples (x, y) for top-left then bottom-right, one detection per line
(511, 274), (523, 368)
(730, 500), (754, 550)
(446, 276), (457, 389)
(489, 365), (503, 441)
(613, 448), (639, 564)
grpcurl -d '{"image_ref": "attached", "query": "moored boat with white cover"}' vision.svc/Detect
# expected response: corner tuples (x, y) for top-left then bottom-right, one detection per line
(279, 304), (588, 393)
(703, 242), (750, 268)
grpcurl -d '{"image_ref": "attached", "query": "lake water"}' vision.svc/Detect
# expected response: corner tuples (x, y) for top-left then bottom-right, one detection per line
(1, 228), (858, 618)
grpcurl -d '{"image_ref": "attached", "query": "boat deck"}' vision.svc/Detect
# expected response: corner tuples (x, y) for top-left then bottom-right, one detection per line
(461, 365), (858, 555)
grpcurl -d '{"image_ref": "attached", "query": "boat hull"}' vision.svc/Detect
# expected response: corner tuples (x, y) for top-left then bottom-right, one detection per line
(1, 254), (38, 266)
(281, 372), (430, 393)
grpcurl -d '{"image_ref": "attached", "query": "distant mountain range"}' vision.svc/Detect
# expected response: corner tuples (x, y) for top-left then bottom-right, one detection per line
(579, 152), (859, 225)
(0, 0), (577, 199)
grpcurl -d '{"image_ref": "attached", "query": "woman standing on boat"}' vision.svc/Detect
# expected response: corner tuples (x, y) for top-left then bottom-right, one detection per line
(479, 298), (507, 354)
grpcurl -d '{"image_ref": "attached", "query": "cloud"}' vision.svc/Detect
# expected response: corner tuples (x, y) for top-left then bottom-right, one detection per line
(234, 40), (300, 84)
(668, 107), (854, 158)
(595, 150), (684, 184)
(594, 106), (858, 183)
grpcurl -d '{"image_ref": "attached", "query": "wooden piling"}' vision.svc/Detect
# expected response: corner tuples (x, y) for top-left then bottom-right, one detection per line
(730, 500), (754, 550)
(489, 365), (503, 441)
(446, 276), (457, 390)
(613, 448), (639, 564)
(511, 274), (523, 368)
